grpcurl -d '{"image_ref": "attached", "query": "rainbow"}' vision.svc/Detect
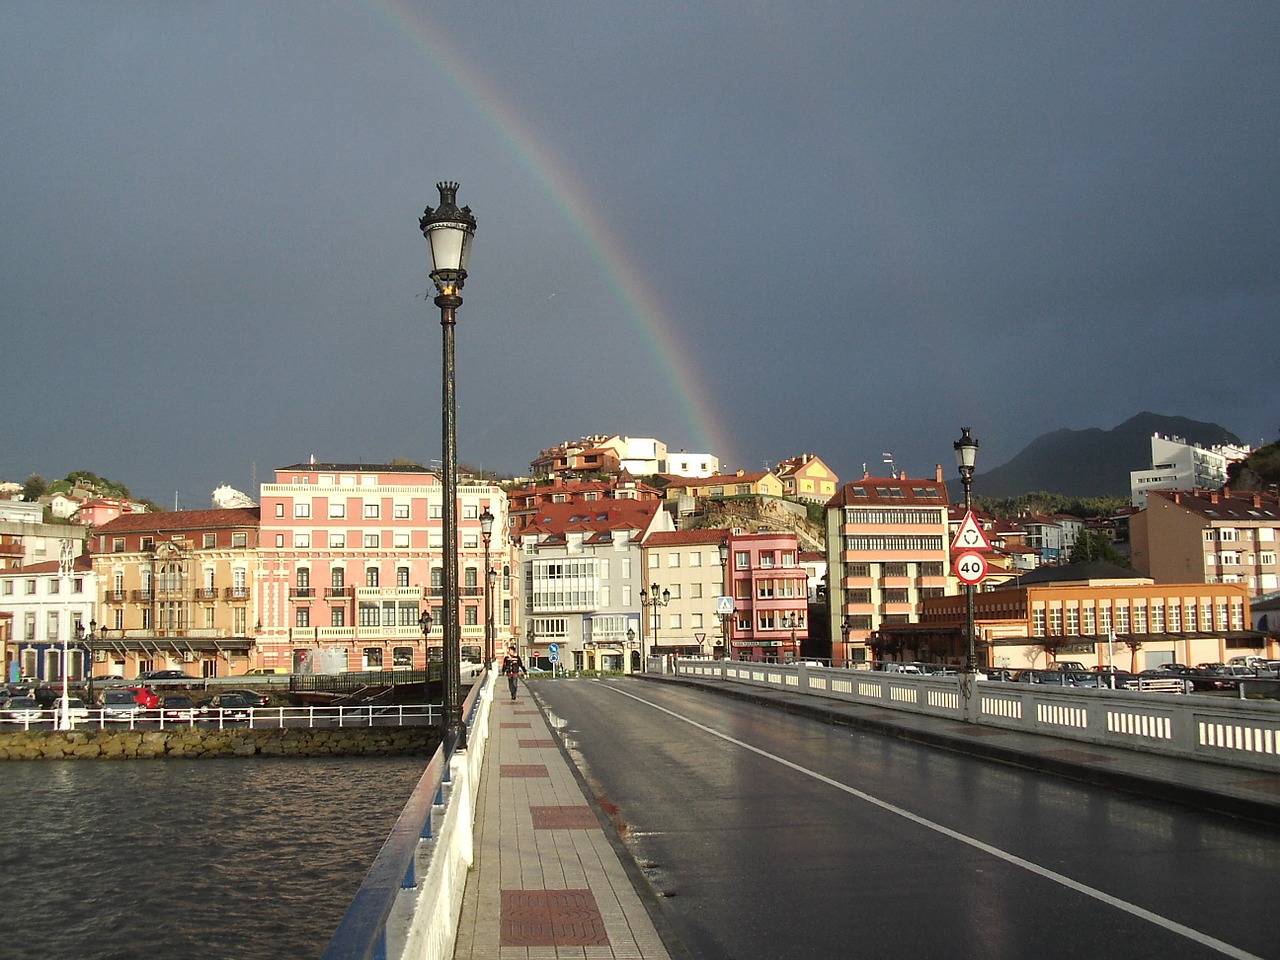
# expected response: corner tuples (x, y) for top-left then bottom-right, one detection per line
(372, 1), (738, 468)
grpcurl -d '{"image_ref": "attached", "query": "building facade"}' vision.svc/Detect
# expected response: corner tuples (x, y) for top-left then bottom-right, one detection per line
(257, 463), (510, 674)
(914, 565), (1261, 671)
(1131, 488), (1280, 594)
(89, 508), (260, 678)
(1, 553), (95, 682)
(640, 529), (731, 658)
(774, 453), (840, 504)
(1129, 433), (1251, 508)
(519, 500), (672, 671)
(825, 471), (951, 667)
(724, 531), (809, 662)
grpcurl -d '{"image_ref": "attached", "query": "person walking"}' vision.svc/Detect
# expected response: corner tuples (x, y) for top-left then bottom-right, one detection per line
(501, 645), (528, 701)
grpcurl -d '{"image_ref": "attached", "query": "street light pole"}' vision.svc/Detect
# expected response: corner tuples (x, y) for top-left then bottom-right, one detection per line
(639, 583), (670, 655)
(480, 507), (494, 670)
(420, 181), (476, 752)
(718, 540), (731, 660)
(954, 427), (980, 676)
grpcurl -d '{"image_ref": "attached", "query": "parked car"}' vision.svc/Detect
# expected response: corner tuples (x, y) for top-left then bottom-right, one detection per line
(199, 694), (252, 721)
(880, 663), (923, 674)
(100, 689), (145, 720)
(139, 670), (197, 681)
(125, 686), (161, 710)
(1047, 661), (1087, 673)
(0, 697), (45, 723)
(218, 688), (268, 708)
(161, 695), (199, 721)
(244, 667), (289, 676)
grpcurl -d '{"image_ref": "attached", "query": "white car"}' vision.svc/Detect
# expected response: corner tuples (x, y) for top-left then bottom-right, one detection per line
(1, 697), (46, 723)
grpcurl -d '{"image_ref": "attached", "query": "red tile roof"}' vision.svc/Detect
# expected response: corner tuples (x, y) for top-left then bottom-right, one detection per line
(644, 529), (729, 547)
(94, 508), (260, 533)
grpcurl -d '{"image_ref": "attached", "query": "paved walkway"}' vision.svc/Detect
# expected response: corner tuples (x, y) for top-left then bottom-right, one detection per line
(453, 682), (675, 960)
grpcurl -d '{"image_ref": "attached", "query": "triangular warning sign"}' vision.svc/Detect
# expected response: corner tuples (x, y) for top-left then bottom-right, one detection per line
(951, 510), (993, 552)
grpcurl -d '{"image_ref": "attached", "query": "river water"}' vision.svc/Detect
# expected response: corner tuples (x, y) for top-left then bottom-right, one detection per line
(0, 756), (428, 960)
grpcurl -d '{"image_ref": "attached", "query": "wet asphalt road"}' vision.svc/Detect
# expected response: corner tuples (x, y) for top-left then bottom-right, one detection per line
(533, 676), (1280, 960)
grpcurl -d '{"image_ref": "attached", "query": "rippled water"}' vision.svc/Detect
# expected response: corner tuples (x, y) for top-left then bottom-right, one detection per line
(0, 756), (428, 960)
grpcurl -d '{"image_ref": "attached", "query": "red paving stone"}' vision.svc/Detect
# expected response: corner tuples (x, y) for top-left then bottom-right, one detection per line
(499, 721), (532, 729)
(517, 739), (559, 748)
(530, 805), (600, 829)
(500, 889), (610, 946)
(500, 764), (550, 778)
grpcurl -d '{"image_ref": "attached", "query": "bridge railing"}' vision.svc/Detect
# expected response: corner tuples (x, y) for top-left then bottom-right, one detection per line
(318, 669), (493, 960)
(674, 659), (1280, 774)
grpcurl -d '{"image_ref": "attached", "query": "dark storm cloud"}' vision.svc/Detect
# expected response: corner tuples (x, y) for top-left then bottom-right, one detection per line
(2, 2), (1275, 505)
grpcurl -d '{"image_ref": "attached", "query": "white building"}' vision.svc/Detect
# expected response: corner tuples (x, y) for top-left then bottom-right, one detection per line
(1, 552), (97, 682)
(1130, 433), (1252, 507)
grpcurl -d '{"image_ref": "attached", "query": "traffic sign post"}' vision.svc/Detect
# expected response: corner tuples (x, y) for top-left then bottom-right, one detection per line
(951, 510), (992, 553)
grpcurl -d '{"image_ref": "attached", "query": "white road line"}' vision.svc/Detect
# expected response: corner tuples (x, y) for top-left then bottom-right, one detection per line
(602, 683), (1264, 960)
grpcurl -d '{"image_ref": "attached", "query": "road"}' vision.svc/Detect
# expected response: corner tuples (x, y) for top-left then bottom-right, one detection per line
(534, 677), (1280, 960)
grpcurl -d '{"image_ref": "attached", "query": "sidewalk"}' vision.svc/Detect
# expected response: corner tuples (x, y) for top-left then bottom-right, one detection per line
(453, 681), (677, 960)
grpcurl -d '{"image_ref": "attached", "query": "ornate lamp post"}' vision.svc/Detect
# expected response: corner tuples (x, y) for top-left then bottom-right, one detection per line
(718, 541), (731, 660)
(639, 583), (670, 655)
(418, 608), (433, 671)
(480, 507), (495, 669)
(626, 627), (636, 673)
(786, 612), (799, 663)
(954, 427), (980, 675)
(420, 181), (476, 751)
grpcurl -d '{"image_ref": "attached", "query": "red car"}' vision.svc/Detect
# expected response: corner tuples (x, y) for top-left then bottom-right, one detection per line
(124, 686), (160, 710)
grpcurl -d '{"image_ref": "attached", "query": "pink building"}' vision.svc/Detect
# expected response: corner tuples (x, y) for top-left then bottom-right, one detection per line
(727, 531), (808, 662)
(257, 463), (509, 674)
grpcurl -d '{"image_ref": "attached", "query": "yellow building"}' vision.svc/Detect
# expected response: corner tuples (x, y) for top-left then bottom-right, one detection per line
(90, 508), (260, 678)
(663, 470), (784, 501)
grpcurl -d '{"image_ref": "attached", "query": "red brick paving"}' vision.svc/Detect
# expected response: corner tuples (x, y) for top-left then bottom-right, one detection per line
(500, 889), (610, 946)
(517, 739), (558, 748)
(530, 805), (600, 829)
(499, 763), (549, 778)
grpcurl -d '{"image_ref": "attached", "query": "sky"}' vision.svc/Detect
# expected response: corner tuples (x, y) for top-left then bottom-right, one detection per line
(3, 2), (1277, 508)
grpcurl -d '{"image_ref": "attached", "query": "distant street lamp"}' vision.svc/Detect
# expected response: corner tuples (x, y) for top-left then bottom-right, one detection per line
(640, 583), (670, 655)
(718, 541), (731, 660)
(480, 507), (495, 669)
(954, 426), (980, 675)
(418, 608), (433, 671)
(626, 627), (636, 673)
(786, 612), (798, 662)
(420, 181), (476, 752)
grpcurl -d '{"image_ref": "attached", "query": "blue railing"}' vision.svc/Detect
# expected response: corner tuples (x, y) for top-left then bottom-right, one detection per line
(319, 671), (489, 960)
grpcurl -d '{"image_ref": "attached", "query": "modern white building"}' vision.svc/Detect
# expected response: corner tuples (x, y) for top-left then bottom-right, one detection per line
(1, 551), (97, 682)
(1130, 433), (1252, 507)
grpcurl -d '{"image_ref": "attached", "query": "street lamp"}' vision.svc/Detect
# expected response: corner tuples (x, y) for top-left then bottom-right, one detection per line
(626, 627), (636, 673)
(954, 426), (980, 675)
(480, 507), (495, 669)
(639, 583), (670, 655)
(721, 542), (732, 660)
(420, 181), (476, 752)
(786, 612), (798, 662)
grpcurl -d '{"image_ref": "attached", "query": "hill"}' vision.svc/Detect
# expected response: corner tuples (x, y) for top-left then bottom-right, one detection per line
(975, 412), (1242, 499)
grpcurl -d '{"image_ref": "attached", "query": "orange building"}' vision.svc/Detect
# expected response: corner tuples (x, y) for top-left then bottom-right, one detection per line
(912, 562), (1263, 671)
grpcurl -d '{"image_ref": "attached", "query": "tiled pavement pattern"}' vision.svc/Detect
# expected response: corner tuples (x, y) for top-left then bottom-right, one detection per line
(453, 690), (673, 959)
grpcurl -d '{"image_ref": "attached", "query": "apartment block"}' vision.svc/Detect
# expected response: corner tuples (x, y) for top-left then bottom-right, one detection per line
(641, 529), (732, 658)
(725, 531), (809, 662)
(258, 463), (509, 674)
(826, 471), (950, 666)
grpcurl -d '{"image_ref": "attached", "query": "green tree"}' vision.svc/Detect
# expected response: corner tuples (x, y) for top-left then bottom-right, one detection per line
(1069, 529), (1128, 566)
(22, 473), (47, 501)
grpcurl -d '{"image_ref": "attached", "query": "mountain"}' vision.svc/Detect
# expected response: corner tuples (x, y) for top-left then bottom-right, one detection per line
(975, 413), (1243, 499)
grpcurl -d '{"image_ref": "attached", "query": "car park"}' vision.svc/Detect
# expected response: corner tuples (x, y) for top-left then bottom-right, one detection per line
(161, 695), (199, 721)
(0, 697), (45, 723)
(199, 694), (252, 722)
(100, 689), (145, 720)
(219, 688), (269, 708)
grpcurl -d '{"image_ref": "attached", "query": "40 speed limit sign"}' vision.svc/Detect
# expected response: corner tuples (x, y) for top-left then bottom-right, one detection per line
(953, 550), (989, 585)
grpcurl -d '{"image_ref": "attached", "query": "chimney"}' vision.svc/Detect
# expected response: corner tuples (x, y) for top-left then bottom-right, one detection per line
(1223, 486), (1232, 498)
(935, 464), (944, 483)
(1209, 491), (1220, 504)
(1254, 494), (1263, 508)
(863, 469), (870, 480)
(1173, 492), (1181, 504)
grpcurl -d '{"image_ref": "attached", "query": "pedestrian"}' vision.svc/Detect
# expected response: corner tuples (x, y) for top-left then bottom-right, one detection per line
(501, 645), (528, 701)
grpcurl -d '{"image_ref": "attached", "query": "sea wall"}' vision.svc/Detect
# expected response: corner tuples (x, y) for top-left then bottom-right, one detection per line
(0, 726), (438, 761)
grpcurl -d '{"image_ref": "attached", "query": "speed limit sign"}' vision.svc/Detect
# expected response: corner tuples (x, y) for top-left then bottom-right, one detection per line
(954, 550), (988, 585)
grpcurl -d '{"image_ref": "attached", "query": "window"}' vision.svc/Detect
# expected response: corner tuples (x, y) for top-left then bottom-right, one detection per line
(113, 538), (125, 553)
(1032, 609), (1046, 636)
(670, 613), (682, 629)
(329, 533), (346, 548)
(331, 609), (345, 627)
(884, 588), (909, 604)
(232, 532), (247, 548)
(1049, 608), (1063, 634)
(690, 552), (702, 568)
(364, 534), (379, 548)
(294, 503), (311, 518)
(735, 551), (749, 569)
(364, 503), (380, 519)
(234, 607), (247, 634)
(293, 534), (310, 548)
(25, 579), (37, 595)
(297, 568), (310, 589)
(275, 534), (285, 548)
(668, 553), (680, 567)
(463, 504), (478, 519)
(465, 606), (478, 626)
(203, 534), (216, 548)
(2, 580), (11, 595)
(430, 504), (442, 519)
(275, 503), (285, 518)
(760, 551), (775, 568)
(363, 647), (383, 668)
(394, 503), (410, 519)
(397, 567), (410, 588)
(883, 563), (908, 577)
(394, 533), (410, 548)
(140, 536), (154, 550)
(49, 579), (60, 595)
(366, 567), (379, 587)
(295, 608), (310, 628)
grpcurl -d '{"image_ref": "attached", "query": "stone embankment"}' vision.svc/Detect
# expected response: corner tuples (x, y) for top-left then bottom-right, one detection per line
(0, 726), (437, 761)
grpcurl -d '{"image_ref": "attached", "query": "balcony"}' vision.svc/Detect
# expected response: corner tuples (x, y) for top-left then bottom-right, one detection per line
(326, 586), (353, 599)
(129, 590), (151, 603)
(291, 587), (315, 599)
(107, 590), (128, 603)
(223, 587), (250, 600)
(194, 587), (218, 601)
